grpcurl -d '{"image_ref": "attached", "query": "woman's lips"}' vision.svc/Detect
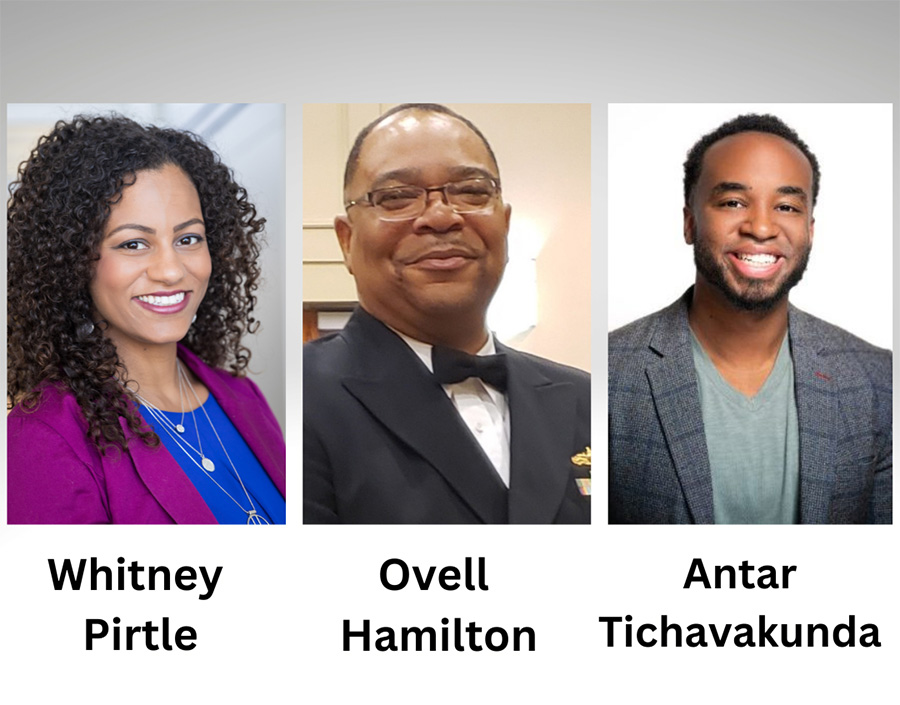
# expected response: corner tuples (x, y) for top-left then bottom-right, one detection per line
(729, 252), (784, 279)
(133, 291), (191, 314)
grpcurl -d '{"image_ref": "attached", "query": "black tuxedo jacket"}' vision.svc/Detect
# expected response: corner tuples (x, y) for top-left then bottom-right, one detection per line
(303, 309), (591, 524)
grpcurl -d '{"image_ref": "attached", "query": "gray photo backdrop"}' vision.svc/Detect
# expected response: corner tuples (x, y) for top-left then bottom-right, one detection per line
(1, 2), (897, 704)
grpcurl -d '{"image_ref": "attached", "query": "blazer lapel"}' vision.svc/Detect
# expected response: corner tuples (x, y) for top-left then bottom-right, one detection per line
(123, 347), (285, 524)
(788, 308), (838, 524)
(123, 417), (219, 524)
(181, 347), (287, 497)
(645, 294), (715, 524)
(341, 311), (508, 524)
(642, 295), (839, 525)
(504, 349), (577, 524)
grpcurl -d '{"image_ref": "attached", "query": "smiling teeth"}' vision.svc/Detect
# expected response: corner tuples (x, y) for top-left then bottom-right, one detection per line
(137, 292), (185, 306)
(737, 253), (777, 265)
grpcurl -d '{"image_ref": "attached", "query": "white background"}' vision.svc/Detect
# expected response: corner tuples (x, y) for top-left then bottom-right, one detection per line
(609, 103), (893, 349)
(1, 2), (897, 704)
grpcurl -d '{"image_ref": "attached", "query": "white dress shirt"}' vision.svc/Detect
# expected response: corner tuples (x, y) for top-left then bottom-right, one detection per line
(394, 331), (511, 487)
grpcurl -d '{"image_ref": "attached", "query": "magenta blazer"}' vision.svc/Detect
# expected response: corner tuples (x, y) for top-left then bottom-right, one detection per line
(7, 346), (286, 524)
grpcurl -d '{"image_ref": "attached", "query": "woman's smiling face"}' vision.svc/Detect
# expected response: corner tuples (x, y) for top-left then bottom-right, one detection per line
(90, 163), (211, 356)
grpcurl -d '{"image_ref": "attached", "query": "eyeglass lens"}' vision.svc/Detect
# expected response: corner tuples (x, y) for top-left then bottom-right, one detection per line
(372, 178), (497, 220)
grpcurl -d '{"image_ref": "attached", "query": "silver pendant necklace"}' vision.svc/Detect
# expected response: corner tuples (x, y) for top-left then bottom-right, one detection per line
(177, 364), (213, 471)
(130, 361), (270, 525)
(137, 382), (211, 470)
(174, 365), (187, 434)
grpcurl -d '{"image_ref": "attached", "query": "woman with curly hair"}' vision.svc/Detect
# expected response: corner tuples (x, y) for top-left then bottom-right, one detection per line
(8, 114), (286, 524)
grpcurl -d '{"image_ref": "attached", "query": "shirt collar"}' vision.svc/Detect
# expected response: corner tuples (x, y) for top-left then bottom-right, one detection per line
(392, 328), (496, 373)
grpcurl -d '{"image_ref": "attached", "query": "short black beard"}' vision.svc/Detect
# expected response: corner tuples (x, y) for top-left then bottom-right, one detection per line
(692, 235), (811, 312)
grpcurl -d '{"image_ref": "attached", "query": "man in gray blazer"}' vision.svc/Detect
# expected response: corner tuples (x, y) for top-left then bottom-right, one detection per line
(609, 114), (891, 524)
(304, 104), (591, 524)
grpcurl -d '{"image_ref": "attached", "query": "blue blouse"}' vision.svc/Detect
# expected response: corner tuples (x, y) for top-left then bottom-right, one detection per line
(139, 395), (286, 524)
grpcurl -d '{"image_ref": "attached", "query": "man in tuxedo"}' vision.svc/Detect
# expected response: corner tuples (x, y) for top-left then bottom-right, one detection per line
(304, 104), (591, 524)
(609, 114), (891, 524)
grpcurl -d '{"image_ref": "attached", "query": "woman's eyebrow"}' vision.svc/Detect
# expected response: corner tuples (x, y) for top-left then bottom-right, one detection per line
(106, 218), (205, 237)
(106, 222), (154, 236)
(174, 218), (205, 232)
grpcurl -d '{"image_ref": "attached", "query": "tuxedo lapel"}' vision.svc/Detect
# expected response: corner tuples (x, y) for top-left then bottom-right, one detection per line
(788, 308), (838, 524)
(646, 297), (715, 524)
(341, 311), (508, 524)
(504, 350), (578, 523)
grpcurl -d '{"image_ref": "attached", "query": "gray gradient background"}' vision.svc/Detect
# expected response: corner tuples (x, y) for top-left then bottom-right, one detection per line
(1, 2), (897, 703)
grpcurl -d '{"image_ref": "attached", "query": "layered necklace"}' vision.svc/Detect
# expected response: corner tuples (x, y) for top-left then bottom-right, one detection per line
(129, 361), (270, 525)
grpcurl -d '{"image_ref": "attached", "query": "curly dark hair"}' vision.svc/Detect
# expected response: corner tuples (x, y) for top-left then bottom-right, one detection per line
(7, 114), (266, 451)
(683, 113), (821, 207)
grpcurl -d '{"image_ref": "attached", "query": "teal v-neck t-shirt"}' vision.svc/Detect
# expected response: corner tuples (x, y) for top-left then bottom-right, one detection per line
(691, 331), (800, 524)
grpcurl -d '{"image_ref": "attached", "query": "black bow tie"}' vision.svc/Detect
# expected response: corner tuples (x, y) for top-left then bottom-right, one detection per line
(431, 345), (508, 391)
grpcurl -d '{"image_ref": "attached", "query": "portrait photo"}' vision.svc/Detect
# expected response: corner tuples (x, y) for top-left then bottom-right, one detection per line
(302, 103), (591, 524)
(7, 103), (287, 524)
(607, 103), (892, 525)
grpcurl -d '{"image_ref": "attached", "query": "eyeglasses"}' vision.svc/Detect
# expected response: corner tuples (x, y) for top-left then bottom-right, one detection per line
(345, 177), (501, 221)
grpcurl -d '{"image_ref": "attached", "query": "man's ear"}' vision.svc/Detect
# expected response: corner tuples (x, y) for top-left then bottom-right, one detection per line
(502, 203), (512, 263)
(683, 206), (695, 245)
(334, 215), (354, 274)
(809, 216), (815, 245)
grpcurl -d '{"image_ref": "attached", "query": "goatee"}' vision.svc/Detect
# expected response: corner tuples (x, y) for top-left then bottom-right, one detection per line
(692, 235), (811, 312)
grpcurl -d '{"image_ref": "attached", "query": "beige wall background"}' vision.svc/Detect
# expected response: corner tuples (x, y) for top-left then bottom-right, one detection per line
(302, 103), (591, 372)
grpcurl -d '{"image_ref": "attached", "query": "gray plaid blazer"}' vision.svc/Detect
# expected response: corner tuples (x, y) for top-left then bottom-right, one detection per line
(609, 289), (892, 524)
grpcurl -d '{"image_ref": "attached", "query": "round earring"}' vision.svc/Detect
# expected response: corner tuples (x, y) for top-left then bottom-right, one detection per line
(75, 320), (95, 341)
(191, 314), (198, 324)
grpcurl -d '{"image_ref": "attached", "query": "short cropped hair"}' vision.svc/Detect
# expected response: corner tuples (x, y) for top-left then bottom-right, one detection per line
(683, 113), (820, 207)
(343, 103), (500, 191)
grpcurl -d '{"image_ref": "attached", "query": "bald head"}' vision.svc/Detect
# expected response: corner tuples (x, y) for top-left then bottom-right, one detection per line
(343, 104), (499, 193)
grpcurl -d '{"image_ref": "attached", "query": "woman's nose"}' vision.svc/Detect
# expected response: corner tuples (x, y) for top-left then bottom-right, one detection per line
(147, 246), (186, 283)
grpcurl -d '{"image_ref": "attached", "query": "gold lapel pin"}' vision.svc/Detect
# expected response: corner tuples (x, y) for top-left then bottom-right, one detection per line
(571, 447), (591, 496)
(571, 446), (591, 469)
